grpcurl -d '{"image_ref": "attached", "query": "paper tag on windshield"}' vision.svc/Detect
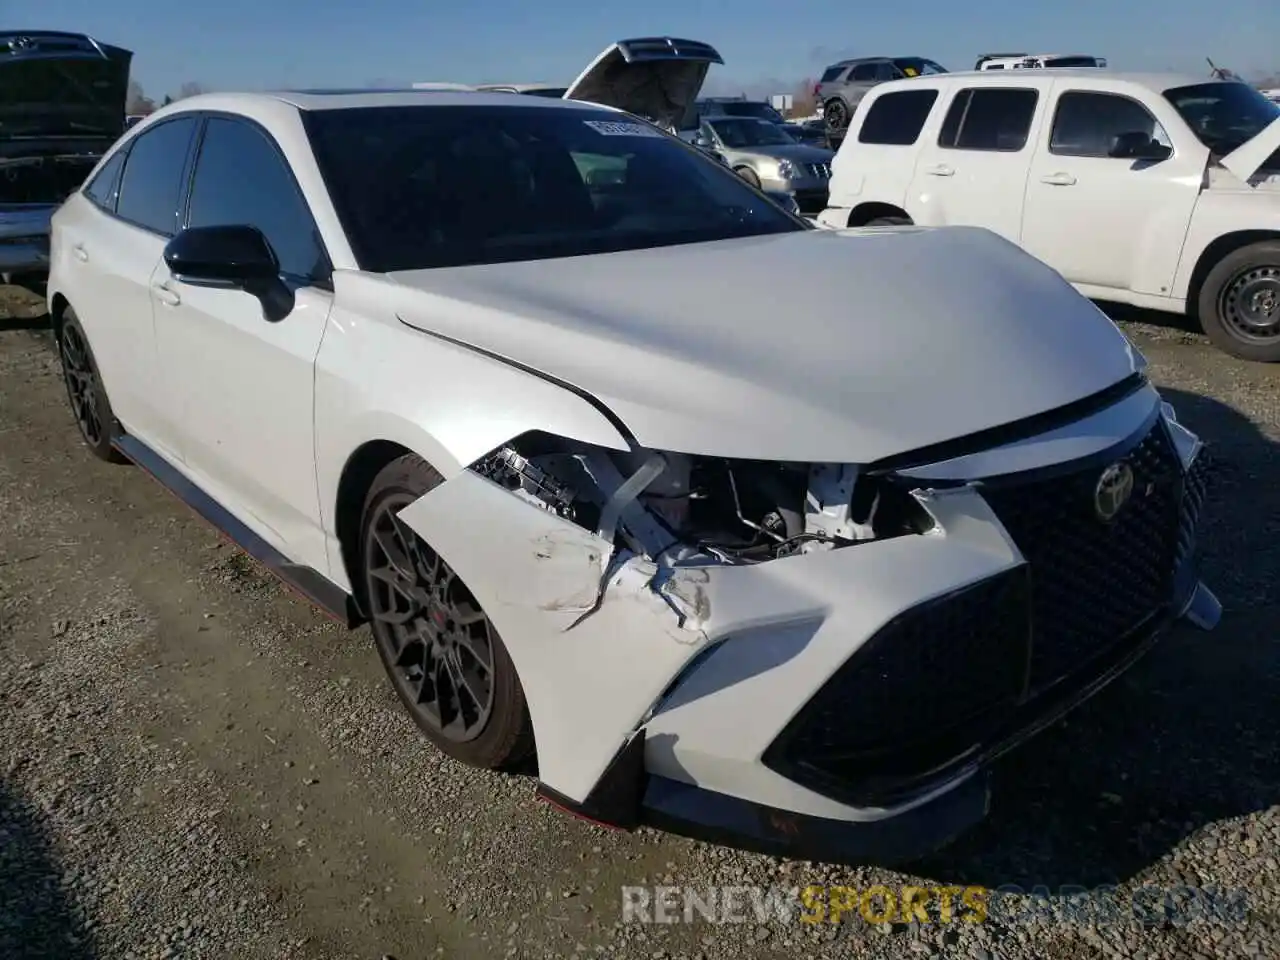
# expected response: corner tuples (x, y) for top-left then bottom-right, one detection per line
(583, 120), (665, 138)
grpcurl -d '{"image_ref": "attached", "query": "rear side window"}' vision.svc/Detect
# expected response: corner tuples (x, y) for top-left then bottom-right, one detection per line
(857, 89), (939, 145)
(83, 150), (127, 212)
(115, 117), (198, 235)
(939, 88), (1038, 151)
(820, 65), (846, 83)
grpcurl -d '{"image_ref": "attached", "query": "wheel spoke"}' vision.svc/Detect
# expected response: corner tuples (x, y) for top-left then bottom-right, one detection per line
(373, 523), (416, 581)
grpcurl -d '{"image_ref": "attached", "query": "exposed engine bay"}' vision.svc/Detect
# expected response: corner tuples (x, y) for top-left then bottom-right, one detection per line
(1, 152), (100, 204)
(471, 431), (936, 567)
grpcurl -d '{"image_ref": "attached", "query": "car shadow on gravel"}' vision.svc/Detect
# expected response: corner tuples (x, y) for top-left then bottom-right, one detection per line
(0, 778), (96, 958)
(1097, 300), (1201, 334)
(913, 386), (1280, 889)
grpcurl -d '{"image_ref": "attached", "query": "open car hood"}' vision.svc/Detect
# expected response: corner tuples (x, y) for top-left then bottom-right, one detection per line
(1219, 114), (1280, 183)
(564, 37), (723, 132)
(0, 32), (132, 141)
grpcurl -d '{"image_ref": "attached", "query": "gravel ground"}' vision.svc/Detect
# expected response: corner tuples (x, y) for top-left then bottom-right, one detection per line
(1, 283), (1278, 960)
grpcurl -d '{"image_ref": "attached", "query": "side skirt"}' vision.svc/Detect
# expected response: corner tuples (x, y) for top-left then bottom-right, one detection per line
(112, 434), (364, 628)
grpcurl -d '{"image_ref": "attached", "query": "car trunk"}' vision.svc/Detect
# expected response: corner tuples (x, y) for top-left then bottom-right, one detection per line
(0, 31), (131, 204)
(564, 37), (722, 133)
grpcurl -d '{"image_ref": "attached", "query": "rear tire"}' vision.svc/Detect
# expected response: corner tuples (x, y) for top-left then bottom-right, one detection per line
(57, 308), (127, 463)
(359, 453), (535, 770)
(866, 215), (913, 226)
(1197, 241), (1280, 362)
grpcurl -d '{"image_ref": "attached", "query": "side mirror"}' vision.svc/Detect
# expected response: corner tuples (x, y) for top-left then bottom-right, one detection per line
(693, 133), (713, 150)
(1109, 131), (1172, 161)
(163, 224), (279, 287)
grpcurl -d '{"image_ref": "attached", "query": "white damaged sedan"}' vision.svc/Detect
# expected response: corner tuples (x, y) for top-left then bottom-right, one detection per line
(46, 83), (1219, 863)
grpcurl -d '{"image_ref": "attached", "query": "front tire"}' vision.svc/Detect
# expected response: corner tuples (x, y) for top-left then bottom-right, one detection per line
(824, 98), (849, 131)
(866, 215), (912, 226)
(359, 453), (535, 770)
(57, 309), (127, 463)
(1198, 241), (1280, 362)
(735, 166), (761, 189)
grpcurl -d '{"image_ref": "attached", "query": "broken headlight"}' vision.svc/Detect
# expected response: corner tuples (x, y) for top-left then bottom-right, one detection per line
(470, 432), (934, 564)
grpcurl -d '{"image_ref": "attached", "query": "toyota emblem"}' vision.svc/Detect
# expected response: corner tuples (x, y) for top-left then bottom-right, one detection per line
(1094, 462), (1135, 521)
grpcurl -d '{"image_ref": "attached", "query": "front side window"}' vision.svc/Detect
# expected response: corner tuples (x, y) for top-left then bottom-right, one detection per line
(939, 88), (1038, 151)
(83, 149), (127, 212)
(185, 117), (328, 280)
(1050, 92), (1169, 157)
(708, 118), (794, 147)
(303, 105), (803, 273)
(1164, 82), (1279, 157)
(114, 117), (198, 235)
(857, 89), (939, 145)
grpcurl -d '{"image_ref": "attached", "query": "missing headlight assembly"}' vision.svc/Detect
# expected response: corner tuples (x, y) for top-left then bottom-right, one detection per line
(469, 431), (936, 569)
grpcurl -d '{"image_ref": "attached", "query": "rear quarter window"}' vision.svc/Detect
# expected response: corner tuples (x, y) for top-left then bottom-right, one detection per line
(857, 89), (940, 145)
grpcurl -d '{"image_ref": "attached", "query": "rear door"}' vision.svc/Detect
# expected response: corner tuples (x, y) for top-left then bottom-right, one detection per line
(55, 114), (199, 461)
(907, 80), (1047, 241)
(564, 37), (723, 131)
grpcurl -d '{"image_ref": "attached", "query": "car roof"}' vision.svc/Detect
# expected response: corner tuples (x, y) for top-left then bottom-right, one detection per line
(877, 69), (1221, 92)
(140, 88), (612, 114)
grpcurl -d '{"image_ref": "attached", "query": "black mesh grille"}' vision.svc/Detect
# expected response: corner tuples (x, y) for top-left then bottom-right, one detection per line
(980, 423), (1182, 690)
(1176, 449), (1211, 570)
(762, 568), (1031, 791)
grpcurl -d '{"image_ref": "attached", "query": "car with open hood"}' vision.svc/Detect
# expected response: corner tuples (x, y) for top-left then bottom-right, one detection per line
(45, 85), (1219, 864)
(819, 70), (1280, 362)
(0, 31), (131, 281)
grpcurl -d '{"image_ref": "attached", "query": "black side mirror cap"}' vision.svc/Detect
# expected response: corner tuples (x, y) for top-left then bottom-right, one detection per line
(163, 224), (280, 286)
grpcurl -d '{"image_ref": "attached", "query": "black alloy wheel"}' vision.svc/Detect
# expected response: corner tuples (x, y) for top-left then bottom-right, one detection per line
(360, 454), (534, 769)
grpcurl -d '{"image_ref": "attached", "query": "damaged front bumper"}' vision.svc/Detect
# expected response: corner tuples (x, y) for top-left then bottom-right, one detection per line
(395, 392), (1219, 865)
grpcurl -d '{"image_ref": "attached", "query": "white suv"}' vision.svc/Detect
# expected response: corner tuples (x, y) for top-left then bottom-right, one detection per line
(818, 70), (1280, 362)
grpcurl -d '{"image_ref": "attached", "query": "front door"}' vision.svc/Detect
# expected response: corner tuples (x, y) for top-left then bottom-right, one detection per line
(152, 114), (334, 573)
(1021, 84), (1205, 294)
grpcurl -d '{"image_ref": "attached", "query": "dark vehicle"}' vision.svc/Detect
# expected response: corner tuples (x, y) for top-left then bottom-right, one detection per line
(0, 31), (131, 280)
(814, 55), (946, 132)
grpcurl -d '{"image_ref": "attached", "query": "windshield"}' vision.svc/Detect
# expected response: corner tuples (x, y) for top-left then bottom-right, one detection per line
(708, 117), (795, 147)
(304, 105), (803, 273)
(1164, 82), (1280, 155)
(716, 101), (786, 123)
(893, 58), (948, 77)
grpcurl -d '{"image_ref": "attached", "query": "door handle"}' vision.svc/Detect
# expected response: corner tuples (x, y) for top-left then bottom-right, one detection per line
(1039, 172), (1077, 186)
(924, 163), (955, 177)
(72, 244), (88, 262)
(151, 281), (181, 307)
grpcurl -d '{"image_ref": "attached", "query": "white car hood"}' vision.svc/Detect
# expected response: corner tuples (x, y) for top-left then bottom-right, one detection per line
(1220, 115), (1280, 183)
(390, 226), (1141, 464)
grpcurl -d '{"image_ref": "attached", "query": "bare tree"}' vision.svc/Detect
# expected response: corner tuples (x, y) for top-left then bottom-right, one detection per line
(169, 81), (207, 102)
(125, 79), (155, 115)
(791, 77), (817, 118)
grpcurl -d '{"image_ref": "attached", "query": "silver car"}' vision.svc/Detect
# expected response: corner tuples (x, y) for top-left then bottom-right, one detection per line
(694, 116), (834, 212)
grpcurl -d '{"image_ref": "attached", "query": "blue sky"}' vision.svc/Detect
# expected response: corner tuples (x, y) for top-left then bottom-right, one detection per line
(28, 0), (1280, 101)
